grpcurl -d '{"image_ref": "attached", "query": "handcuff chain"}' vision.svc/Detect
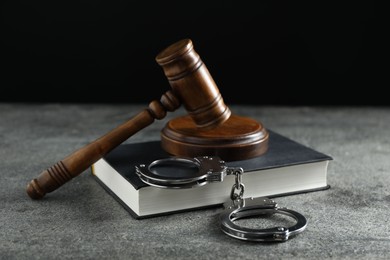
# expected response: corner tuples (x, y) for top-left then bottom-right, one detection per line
(229, 168), (245, 204)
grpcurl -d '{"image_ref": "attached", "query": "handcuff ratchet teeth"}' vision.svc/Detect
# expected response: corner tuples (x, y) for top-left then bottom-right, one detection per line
(135, 155), (307, 242)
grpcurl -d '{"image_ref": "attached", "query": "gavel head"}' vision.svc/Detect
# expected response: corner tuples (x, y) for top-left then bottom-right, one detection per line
(156, 39), (231, 129)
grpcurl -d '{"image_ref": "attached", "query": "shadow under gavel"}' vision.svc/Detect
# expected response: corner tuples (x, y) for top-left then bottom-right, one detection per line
(26, 38), (231, 199)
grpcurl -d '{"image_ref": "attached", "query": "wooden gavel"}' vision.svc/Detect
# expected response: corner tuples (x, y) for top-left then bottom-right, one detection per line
(26, 38), (232, 199)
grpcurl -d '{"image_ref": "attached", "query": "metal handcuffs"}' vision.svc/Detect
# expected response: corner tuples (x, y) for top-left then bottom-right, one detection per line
(135, 156), (307, 242)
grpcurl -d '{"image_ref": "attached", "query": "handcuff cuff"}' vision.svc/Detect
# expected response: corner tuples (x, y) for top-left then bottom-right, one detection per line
(135, 156), (307, 242)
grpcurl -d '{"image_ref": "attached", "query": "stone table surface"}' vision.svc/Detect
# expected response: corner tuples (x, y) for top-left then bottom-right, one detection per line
(1, 103), (389, 260)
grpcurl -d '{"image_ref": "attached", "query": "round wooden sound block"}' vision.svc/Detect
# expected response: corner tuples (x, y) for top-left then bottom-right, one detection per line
(161, 114), (269, 161)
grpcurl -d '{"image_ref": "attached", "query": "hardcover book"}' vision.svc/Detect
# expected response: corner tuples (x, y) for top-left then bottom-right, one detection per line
(91, 129), (332, 219)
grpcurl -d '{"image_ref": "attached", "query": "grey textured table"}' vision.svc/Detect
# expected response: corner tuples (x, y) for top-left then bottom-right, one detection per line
(1, 103), (390, 260)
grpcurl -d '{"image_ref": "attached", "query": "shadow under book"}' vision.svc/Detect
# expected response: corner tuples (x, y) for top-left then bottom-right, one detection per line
(91, 129), (332, 219)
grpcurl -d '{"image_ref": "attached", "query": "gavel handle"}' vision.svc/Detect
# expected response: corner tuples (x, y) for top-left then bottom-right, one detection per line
(26, 91), (180, 199)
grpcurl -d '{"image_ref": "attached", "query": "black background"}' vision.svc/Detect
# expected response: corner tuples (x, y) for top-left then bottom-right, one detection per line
(1, 1), (387, 105)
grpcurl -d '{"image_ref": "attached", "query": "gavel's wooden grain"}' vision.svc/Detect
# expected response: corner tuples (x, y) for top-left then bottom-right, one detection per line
(26, 92), (180, 199)
(156, 38), (231, 129)
(26, 39), (233, 199)
(161, 114), (269, 161)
